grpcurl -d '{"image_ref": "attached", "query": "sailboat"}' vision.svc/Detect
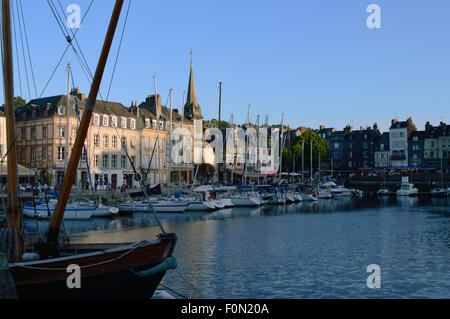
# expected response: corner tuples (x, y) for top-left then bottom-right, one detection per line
(3, 0), (177, 299)
(430, 151), (447, 197)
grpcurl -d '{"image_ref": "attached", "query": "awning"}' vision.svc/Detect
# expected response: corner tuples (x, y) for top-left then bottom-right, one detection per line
(0, 161), (35, 177)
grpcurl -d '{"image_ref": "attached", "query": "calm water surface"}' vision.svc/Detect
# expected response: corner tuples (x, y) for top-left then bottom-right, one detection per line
(24, 196), (450, 298)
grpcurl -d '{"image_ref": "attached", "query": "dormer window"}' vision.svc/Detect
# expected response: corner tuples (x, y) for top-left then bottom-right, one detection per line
(93, 114), (100, 125)
(103, 115), (109, 127)
(111, 116), (118, 128)
(121, 117), (127, 129)
(152, 120), (156, 129)
(58, 105), (65, 115)
(145, 119), (150, 128)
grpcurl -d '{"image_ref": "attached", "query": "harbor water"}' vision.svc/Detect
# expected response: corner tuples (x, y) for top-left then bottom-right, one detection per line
(23, 196), (450, 298)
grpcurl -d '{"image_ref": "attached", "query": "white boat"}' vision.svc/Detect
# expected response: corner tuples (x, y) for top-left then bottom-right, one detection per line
(118, 200), (188, 213)
(184, 200), (217, 211)
(221, 198), (235, 208)
(293, 193), (303, 202)
(317, 190), (333, 199)
(77, 200), (119, 217)
(284, 193), (295, 204)
(397, 183), (418, 196)
(230, 195), (261, 207)
(211, 200), (226, 209)
(23, 200), (94, 220)
(301, 193), (318, 201)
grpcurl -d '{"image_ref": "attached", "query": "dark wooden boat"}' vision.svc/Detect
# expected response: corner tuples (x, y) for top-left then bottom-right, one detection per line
(9, 233), (177, 299)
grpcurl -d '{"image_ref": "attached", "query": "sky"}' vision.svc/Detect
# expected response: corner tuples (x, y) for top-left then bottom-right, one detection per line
(1, 0), (449, 133)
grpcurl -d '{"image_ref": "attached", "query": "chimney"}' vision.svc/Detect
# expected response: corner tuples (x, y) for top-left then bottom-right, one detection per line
(319, 125), (325, 130)
(391, 118), (398, 126)
(373, 122), (378, 130)
(425, 121), (432, 131)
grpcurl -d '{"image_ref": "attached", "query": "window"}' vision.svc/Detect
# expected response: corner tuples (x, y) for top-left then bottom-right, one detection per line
(380, 144), (384, 151)
(57, 147), (65, 160)
(102, 155), (109, 168)
(58, 106), (65, 115)
(111, 155), (117, 168)
(58, 127), (65, 138)
(111, 116), (118, 128)
(93, 114), (100, 125)
(31, 148), (35, 161)
(131, 156), (135, 166)
(363, 151), (368, 158)
(71, 127), (76, 138)
(363, 161), (368, 167)
(94, 154), (99, 167)
(400, 132), (404, 137)
(152, 120), (156, 129)
(349, 152), (352, 158)
(334, 143), (339, 149)
(42, 146), (47, 160)
(130, 119), (136, 130)
(121, 137), (127, 149)
(413, 136), (418, 141)
(81, 148), (86, 162)
(121, 117), (127, 129)
(43, 127), (47, 138)
(94, 134), (99, 148)
(121, 155), (127, 168)
(159, 120), (164, 130)
(31, 128), (36, 139)
(112, 135), (117, 149)
(363, 142), (368, 149)
(103, 116), (109, 127)
(145, 119), (150, 128)
(130, 137), (136, 150)
(103, 135), (109, 148)
(349, 161), (352, 167)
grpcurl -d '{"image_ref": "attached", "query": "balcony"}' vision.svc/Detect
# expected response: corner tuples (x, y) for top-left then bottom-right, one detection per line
(390, 155), (406, 161)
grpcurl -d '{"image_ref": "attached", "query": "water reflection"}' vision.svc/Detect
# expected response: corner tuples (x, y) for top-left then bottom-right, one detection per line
(22, 196), (450, 298)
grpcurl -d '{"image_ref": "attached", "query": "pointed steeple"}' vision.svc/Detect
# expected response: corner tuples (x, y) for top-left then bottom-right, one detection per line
(184, 52), (203, 120)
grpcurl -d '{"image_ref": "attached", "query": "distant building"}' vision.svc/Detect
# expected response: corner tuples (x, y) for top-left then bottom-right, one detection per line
(423, 121), (450, 171)
(408, 130), (426, 167)
(389, 117), (416, 167)
(374, 132), (390, 168)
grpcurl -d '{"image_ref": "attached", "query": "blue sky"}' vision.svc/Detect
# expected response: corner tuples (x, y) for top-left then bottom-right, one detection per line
(2, 0), (450, 132)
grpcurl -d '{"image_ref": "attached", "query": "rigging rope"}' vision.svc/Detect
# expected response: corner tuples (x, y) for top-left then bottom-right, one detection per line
(10, 0), (23, 97)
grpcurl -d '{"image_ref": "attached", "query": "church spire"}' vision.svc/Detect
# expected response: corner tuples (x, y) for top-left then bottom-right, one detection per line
(184, 51), (203, 120)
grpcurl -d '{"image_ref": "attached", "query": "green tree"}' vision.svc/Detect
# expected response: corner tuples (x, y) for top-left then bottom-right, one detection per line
(282, 130), (329, 172)
(0, 96), (27, 112)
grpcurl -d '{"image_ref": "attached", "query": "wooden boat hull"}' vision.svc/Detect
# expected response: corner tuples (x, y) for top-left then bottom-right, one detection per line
(9, 233), (177, 299)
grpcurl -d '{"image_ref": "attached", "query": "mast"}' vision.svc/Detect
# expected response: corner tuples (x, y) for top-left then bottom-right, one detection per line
(65, 63), (71, 172)
(256, 114), (260, 185)
(167, 88), (173, 196)
(179, 91), (185, 185)
(47, 0), (125, 245)
(2, 0), (22, 259)
(153, 76), (162, 191)
(230, 114), (234, 185)
(310, 140), (313, 182)
(279, 113), (284, 183)
(302, 141), (304, 183)
(217, 81), (222, 185)
(243, 105), (250, 185)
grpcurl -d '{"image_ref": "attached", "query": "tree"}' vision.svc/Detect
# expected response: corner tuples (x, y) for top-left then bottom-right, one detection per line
(0, 96), (27, 112)
(282, 130), (329, 172)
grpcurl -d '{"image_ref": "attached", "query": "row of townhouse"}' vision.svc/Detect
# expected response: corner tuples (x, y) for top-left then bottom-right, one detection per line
(13, 61), (204, 189)
(316, 117), (450, 173)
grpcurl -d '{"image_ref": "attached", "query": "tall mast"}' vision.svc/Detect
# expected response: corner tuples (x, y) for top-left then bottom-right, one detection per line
(65, 63), (71, 172)
(310, 140), (313, 182)
(256, 114), (260, 185)
(302, 141), (304, 183)
(167, 88), (173, 196)
(153, 76), (162, 190)
(230, 114), (234, 185)
(279, 113), (284, 183)
(2, 0), (22, 259)
(244, 104), (250, 185)
(218, 82), (222, 185)
(179, 91), (185, 184)
(47, 0), (125, 245)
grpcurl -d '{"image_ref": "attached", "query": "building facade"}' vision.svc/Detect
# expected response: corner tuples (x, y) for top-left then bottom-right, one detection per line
(389, 117), (416, 167)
